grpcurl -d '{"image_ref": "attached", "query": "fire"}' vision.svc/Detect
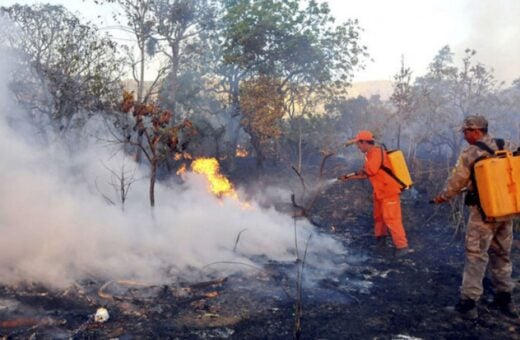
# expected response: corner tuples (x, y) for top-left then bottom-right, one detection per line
(191, 158), (238, 199)
(235, 145), (248, 158)
(174, 152), (192, 161)
(176, 163), (187, 176)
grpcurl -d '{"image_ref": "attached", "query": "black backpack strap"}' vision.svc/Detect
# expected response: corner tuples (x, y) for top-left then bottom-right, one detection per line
(495, 138), (504, 151)
(473, 138), (504, 154)
(379, 147), (407, 190)
(473, 141), (495, 155)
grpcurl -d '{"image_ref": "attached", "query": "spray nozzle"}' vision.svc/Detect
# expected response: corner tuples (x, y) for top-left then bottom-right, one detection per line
(337, 172), (356, 181)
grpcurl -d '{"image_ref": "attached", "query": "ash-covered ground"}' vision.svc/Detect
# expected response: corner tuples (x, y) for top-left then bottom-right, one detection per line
(1, 161), (519, 339)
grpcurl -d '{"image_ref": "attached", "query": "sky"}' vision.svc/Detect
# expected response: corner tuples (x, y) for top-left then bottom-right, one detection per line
(327, 0), (520, 84)
(2, 0), (520, 85)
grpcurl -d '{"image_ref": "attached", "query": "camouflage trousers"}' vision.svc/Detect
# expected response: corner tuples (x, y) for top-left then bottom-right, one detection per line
(460, 206), (515, 301)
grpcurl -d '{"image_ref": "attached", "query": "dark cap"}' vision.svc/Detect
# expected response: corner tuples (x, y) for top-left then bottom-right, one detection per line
(460, 115), (488, 131)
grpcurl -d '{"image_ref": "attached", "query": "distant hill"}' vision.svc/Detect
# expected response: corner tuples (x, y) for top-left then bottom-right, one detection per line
(347, 80), (393, 100)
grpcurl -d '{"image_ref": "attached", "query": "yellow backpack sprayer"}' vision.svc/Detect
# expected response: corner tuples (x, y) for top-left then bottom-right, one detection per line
(380, 145), (413, 190)
(470, 139), (520, 219)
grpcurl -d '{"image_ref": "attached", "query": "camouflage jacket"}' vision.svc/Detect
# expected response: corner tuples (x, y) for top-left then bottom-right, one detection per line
(440, 134), (517, 200)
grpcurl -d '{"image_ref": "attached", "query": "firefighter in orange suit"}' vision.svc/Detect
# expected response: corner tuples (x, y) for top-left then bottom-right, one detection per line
(339, 130), (412, 257)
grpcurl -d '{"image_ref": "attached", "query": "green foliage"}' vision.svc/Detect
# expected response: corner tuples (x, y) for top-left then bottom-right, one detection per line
(1, 4), (124, 133)
(325, 95), (391, 142)
(212, 0), (368, 166)
(240, 75), (284, 168)
(220, 0), (367, 95)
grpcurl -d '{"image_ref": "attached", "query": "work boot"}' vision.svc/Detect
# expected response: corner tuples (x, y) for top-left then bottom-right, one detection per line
(455, 298), (478, 320)
(394, 246), (413, 258)
(493, 292), (519, 318)
(375, 236), (388, 249)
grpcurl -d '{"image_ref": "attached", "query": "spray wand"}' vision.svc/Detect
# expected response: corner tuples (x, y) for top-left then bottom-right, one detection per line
(429, 188), (468, 204)
(336, 172), (357, 182)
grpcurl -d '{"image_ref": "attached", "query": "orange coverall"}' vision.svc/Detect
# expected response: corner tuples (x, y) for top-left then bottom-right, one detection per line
(363, 147), (408, 249)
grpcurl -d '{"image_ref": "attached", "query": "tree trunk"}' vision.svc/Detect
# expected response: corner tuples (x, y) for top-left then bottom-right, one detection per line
(149, 158), (157, 207)
(138, 47), (145, 102)
(135, 46), (146, 164)
(297, 122), (303, 173)
(251, 134), (264, 175)
(168, 43), (180, 119)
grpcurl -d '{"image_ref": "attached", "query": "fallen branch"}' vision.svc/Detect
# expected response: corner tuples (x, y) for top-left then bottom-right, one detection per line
(233, 229), (248, 252)
(202, 261), (262, 271)
(184, 277), (228, 290)
(0, 316), (63, 329)
(98, 280), (155, 302)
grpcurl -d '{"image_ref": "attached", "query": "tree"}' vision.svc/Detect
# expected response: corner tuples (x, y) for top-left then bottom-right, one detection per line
(119, 90), (197, 207)
(93, 0), (169, 103)
(492, 78), (520, 141)
(414, 46), (499, 162)
(92, 0), (171, 162)
(1, 4), (124, 139)
(240, 75), (284, 171)
(390, 55), (415, 149)
(328, 96), (369, 139)
(151, 0), (219, 116)
(216, 0), (367, 165)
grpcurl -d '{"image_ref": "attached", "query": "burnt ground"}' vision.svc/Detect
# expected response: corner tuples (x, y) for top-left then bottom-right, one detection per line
(1, 166), (520, 339)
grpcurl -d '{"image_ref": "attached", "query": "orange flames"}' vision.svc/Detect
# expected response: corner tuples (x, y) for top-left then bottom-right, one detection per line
(176, 157), (251, 208)
(235, 145), (248, 158)
(191, 158), (239, 199)
(176, 163), (187, 176)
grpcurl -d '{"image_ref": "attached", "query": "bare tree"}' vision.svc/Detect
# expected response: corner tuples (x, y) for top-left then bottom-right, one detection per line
(390, 55), (415, 150)
(1, 4), (124, 139)
(93, 0), (171, 162)
(414, 46), (499, 163)
(102, 159), (139, 211)
(150, 0), (218, 116)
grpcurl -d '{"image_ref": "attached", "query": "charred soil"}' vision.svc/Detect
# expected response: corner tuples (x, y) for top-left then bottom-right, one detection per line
(1, 172), (519, 339)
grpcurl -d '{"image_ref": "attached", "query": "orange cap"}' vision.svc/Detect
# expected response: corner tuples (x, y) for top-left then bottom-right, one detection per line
(346, 130), (374, 145)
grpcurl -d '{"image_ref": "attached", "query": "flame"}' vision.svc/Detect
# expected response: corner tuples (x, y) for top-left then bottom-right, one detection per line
(191, 158), (238, 199)
(235, 145), (248, 158)
(176, 163), (187, 176)
(174, 152), (192, 161)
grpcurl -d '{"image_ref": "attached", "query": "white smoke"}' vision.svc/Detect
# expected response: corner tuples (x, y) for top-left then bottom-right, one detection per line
(0, 17), (347, 289)
(454, 0), (520, 85)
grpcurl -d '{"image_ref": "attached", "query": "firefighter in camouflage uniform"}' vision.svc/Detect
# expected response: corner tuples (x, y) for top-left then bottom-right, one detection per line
(433, 115), (518, 319)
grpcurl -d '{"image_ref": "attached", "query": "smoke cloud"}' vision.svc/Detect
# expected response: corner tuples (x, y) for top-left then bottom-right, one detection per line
(0, 17), (347, 289)
(455, 0), (520, 85)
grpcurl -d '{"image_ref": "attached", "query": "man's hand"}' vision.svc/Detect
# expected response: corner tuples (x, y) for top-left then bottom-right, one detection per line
(338, 172), (356, 182)
(431, 195), (448, 204)
(338, 171), (367, 181)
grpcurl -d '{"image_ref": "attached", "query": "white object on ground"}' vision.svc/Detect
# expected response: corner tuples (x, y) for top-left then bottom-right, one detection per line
(94, 307), (109, 323)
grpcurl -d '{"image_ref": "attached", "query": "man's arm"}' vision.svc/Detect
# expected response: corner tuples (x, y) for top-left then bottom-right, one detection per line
(433, 153), (471, 203)
(338, 170), (367, 181)
(363, 148), (382, 176)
